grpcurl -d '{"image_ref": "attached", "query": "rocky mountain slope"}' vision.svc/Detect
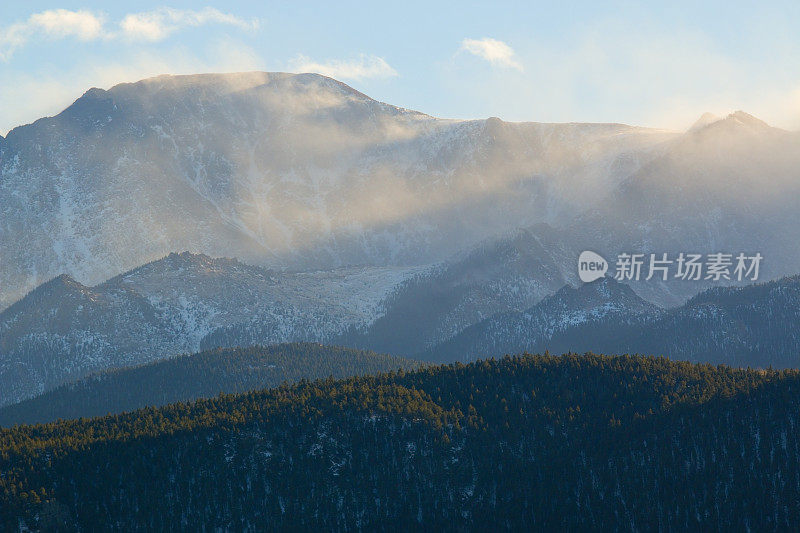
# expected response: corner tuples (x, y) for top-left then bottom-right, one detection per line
(0, 252), (422, 406)
(0, 72), (676, 309)
(428, 275), (800, 368)
(425, 277), (660, 362)
(333, 225), (573, 355)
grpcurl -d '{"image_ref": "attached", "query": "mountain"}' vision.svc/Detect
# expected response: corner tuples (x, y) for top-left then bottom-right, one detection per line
(325, 225), (573, 355)
(688, 111), (721, 131)
(2, 73), (798, 313)
(570, 110), (800, 306)
(0, 343), (419, 426)
(426, 276), (659, 362)
(0, 252), (422, 406)
(2, 353), (799, 530)
(4, 244), (799, 408)
(428, 275), (800, 368)
(0, 227), (575, 405)
(0, 71), (678, 309)
(624, 275), (800, 367)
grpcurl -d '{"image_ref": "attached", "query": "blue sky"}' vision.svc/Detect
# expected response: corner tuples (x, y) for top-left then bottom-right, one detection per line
(1, 1), (799, 134)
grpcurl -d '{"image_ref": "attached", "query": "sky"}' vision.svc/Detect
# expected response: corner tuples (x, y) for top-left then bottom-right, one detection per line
(1, 1), (799, 135)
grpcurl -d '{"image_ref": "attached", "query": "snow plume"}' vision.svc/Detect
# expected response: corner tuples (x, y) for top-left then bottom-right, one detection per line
(119, 7), (259, 42)
(289, 54), (398, 81)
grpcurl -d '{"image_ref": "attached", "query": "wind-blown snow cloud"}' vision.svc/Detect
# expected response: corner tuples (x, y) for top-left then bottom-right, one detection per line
(120, 7), (258, 42)
(460, 38), (523, 71)
(289, 54), (398, 81)
(0, 7), (258, 60)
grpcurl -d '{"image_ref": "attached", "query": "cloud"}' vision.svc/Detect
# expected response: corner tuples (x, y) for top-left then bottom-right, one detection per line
(27, 9), (106, 40)
(0, 8), (258, 60)
(0, 9), (107, 60)
(460, 38), (523, 71)
(441, 23), (800, 131)
(289, 54), (398, 81)
(119, 7), (259, 42)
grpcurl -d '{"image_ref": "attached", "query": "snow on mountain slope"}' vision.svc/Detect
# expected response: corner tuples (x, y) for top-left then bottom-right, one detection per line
(0, 252), (423, 406)
(0, 72), (676, 309)
(104, 252), (424, 347)
(425, 277), (659, 362)
(427, 274), (800, 369)
(334, 225), (575, 355)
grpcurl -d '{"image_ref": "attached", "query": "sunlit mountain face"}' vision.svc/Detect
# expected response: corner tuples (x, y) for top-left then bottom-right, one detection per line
(2, 73), (797, 314)
(0, 71), (677, 309)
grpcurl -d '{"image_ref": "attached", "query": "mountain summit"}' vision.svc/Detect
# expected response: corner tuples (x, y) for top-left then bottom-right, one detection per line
(687, 110), (776, 133)
(688, 112), (722, 131)
(724, 110), (773, 129)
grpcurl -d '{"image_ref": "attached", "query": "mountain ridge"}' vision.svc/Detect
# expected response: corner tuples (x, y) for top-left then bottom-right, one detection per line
(0, 343), (421, 426)
(427, 274), (800, 368)
(0, 251), (425, 406)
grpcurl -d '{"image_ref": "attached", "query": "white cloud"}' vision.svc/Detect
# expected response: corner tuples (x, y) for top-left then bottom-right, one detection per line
(28, 9), (106, 40)
(120, 7), (259, 42)
(289, 54), (398, 81)
(460, 37), (523, 71)
(0, 9), (107, 60)
(0, 8), (258, 60)
(445, 25), (800, 131)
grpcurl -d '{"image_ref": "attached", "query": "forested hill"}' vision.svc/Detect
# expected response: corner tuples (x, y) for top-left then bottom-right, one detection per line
(0, 343), (420, 426)
(2, 353), (799, 531)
